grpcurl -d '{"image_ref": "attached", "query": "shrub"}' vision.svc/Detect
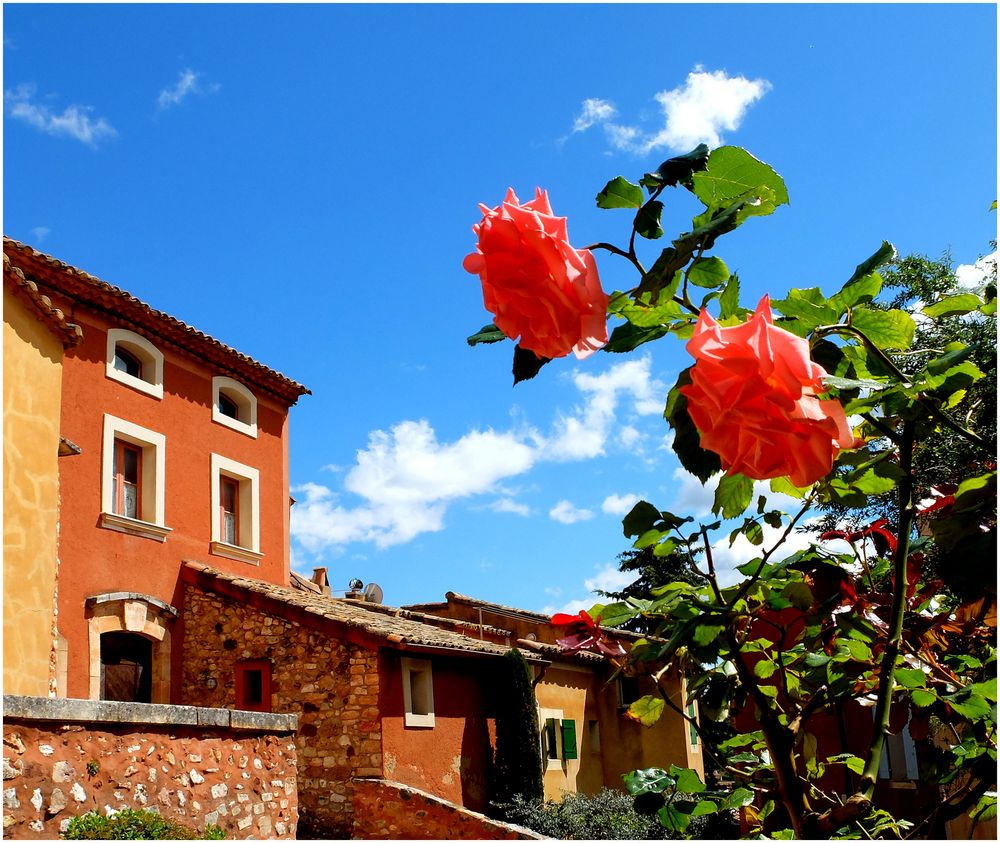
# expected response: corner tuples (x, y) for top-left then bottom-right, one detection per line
(494, 789), (673, 840)
(63, 808), (224, 840)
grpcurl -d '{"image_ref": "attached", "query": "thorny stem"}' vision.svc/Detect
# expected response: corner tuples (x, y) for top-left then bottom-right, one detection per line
(860, 421), (917, 798)
(587, 241), (647, 276)
(700, 527), (726, 604)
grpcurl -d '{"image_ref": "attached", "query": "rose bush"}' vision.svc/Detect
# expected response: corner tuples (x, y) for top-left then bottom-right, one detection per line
(463, 187), (609, 360)
(679, 296), (857, 486)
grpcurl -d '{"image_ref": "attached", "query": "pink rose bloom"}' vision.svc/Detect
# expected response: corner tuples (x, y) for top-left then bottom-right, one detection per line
(463, 188), (608, 359)
(680, 296), (857, 487)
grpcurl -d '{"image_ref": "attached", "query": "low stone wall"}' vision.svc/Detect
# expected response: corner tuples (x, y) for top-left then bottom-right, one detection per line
(350, 778), (543, 840)
(2, 695), (298, 840)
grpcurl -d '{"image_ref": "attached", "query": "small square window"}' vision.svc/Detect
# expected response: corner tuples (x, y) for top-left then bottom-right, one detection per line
(402, 657), (434, 728)
(618, 675), (642, 709)
(235, 659), (272, 712)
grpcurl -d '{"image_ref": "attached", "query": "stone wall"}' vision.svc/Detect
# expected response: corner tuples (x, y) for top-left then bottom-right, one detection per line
(350, 778), (543, 840)
(2, 696), (297, 840)
(181, 584), (380, 838)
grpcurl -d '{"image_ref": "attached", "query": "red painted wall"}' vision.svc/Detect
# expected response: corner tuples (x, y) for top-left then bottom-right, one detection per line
(378, 651), (496, 812)
(52, 303), (293, 700)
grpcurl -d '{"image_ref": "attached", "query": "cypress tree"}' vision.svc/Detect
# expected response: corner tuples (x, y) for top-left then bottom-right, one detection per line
(491, 647), (543, 810)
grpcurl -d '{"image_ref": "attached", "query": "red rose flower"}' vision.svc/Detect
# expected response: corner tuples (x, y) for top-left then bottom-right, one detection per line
(680, 296), (857, 487)
(463, 188), (609, 360)
(551, 610), (626, 658)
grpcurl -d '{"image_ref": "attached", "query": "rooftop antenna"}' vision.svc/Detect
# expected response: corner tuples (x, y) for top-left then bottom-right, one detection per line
(363, 582), (384, 604)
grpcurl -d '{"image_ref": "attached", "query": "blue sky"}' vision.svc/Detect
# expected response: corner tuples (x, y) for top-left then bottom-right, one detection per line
(4, 3), (996, 614)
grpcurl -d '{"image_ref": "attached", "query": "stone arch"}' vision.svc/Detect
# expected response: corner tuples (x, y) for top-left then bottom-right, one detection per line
(85, 592), (177, 703)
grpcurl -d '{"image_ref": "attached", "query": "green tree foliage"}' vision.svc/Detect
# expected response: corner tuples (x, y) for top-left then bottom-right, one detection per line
(490, 648), (543, 811)
(469, 146), (997, 838)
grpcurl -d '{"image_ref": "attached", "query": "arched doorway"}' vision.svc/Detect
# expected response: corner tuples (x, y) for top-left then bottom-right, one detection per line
(85, 593), (177, 703)
(100, 631), (152, 702)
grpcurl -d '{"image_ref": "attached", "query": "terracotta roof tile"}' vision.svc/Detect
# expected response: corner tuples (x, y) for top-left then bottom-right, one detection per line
(184, 563), (532, 660)
(4, 238), (309, 405)
(4, 253), (84, 348)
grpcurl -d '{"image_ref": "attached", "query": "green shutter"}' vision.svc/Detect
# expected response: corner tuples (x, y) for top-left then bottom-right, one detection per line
(561, 719), (578, 760)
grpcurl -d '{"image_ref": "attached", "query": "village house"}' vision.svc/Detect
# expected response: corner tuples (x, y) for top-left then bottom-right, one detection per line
(3, 237), (706, 840)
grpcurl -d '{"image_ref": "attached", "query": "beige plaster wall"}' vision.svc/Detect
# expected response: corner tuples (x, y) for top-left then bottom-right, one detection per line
(3, 287), (64, 696)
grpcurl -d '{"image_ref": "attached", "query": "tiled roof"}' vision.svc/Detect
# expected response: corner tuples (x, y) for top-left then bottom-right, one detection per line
(4, 253), (84, 348)
(183, 563), (535, 660)
(3, 238), (309, 405)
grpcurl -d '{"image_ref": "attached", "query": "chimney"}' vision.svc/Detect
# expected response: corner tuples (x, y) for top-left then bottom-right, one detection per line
(311, 567), (331, 595)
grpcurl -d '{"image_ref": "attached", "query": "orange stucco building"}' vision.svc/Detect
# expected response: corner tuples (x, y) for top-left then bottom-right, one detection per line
(3, 238), (309, 705)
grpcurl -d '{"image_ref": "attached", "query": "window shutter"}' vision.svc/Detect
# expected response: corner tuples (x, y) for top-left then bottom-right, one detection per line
(561, 719), (578, 760)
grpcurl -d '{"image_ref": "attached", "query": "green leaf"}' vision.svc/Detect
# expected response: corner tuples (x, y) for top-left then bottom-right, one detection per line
(755, 659), (778, 679)
(828, 753), (866, 775)
(604, 321), (670, 353)
(623, 767), (675, 796)
(467, 323), (507, 346)
(670, 765), (707, 794)
(635, 200), (665, 240)
(610, 288), (685, 327)
(687, 256), (730, 289)
(628, 695), (666, 727)
(641, 144), (710, 191)
(721, 788), (755, 810)
(658, 803), (691, 832)
(970, 677), (998, 702)
(690, 146), (789, 212)
(844, 241), (896, 287)
(850, 308), (916, 350)
(943, 691), (992, 721)
(922, 294), (984, 318)
(691, 800), (718, 816)
(719, 273), (741, 319)
(596, 602), (639, 628)
(512, 345), (550, 385)
(893, 668), (927, 688)
(781, 581), (814, 611)
(770, 477), (811, 498)
(772, 287), (841, 329)
(822, 375), (887, 392)
(844, 639), (873, 662)
(911, 689), (937, 708)
(693, 624), (725, 646)
(622, 501), (663, 539)
(713, 473), (754, 519)
(831, 272), (884, 313)
(596, 176), (644, 209)
(834, 611), (879, 644)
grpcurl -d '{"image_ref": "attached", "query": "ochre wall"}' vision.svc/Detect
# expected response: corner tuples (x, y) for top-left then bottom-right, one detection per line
(3, 286), (64, 697)
(378, 651), (495, 812)
(46, 302), (292, 701)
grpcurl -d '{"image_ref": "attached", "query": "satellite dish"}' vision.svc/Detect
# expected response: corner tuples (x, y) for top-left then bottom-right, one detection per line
(363, 582), (384, 604)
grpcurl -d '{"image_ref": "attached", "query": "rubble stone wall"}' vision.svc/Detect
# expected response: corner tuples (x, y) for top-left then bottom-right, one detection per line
(350, 778), (543, 840)
(1, 696), (297, 840)
(180, 584), (381, 838)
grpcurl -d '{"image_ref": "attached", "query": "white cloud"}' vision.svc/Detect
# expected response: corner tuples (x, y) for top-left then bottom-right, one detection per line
(157, 69), (218, 109)
(571, 67), (770, 155)
(292, 358), (668, 558)
(550, 500), (594, 524)
(30, 226), (51, 243)
(4, 85), (116, 146)
(544, 357), (666, 460)
(573, 97), (617, 132)
(489, 498), (532, 517)
(602, 493), (640, 516)
(955, 251), (997, 291)
(618, 425), (642, 448)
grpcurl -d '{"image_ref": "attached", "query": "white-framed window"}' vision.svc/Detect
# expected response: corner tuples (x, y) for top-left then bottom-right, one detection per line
(401, 657), (435, 728)
(209, 453), (262, 565)
(106, 329), (164, 399)
(100, 415), (170, 542)
(212, 376), (257, 438)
